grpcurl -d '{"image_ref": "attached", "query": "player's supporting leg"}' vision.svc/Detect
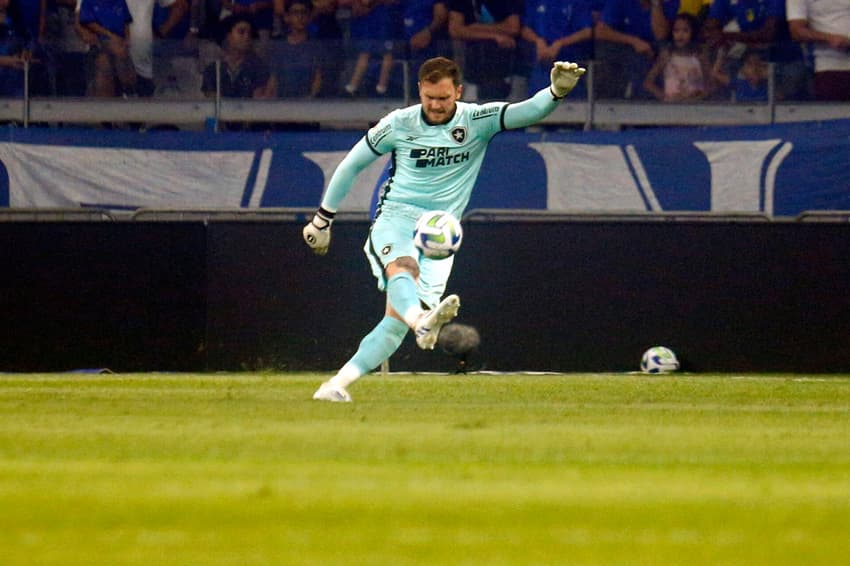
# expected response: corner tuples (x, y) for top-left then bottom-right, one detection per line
(313, 315), (408, 402)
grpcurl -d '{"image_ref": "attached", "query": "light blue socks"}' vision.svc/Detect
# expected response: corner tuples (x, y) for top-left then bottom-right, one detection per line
(331, 316), (409, 388)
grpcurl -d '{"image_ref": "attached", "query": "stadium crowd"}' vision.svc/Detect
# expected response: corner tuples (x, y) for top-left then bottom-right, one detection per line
(0, 0), (847, 103)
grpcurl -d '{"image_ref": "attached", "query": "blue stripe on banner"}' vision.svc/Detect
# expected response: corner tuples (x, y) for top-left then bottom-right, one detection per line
(0, 157), (8, 207)
(241, 150), (262, 207)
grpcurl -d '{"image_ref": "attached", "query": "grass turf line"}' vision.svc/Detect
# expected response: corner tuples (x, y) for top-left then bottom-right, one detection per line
(0, 373), (849, 565)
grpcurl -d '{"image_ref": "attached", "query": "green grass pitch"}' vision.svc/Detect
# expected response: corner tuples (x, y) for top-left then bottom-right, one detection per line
(1, 372), (849, 565)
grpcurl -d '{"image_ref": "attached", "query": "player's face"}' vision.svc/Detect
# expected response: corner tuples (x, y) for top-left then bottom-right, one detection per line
(419, 78), (463, 125)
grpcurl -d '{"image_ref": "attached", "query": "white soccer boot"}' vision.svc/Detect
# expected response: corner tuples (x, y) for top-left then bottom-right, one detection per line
(414, 294), (461, 350)
(312, 381), (352, 402)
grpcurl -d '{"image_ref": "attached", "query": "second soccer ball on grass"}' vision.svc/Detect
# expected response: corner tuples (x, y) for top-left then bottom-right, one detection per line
(414, 210), (463, 259)
(640, 346), (680, 374)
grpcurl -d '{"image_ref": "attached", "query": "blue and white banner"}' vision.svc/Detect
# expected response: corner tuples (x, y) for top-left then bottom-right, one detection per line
(1, 120), (849, 216)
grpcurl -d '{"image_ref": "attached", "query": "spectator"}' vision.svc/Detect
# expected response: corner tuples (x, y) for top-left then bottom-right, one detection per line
(787, 0), (850, 101)
(187, 0), (226, 85)
(311, 0), (343, 97)
(127, 0), (189, 97)
(594, 0), (679, 99)
(78, 0), (137, 97)
(202, 13), (274, 95)
(270, 0), (321, 97)
(151, 0), (198, 98)
(447, 0), (523, 101)
(189, 0), (225, 39)
(221, 0), (273, 41)
(272, 0), (344, 96)
(13, 0), (52, 94)
(46, 0), (93, 96)
(704, 0), (807, 100)
(342, 0), (397, 97)
(0, 0), (29, 97)
(712, 46), (769, 101)
(402, 0), (450, 95)
(643, 12), (711, 101)
(520, 0), (593, 98)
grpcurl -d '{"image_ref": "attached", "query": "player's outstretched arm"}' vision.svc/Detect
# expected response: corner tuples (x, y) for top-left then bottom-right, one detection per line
(302, 137), (379, 255)
(503, 61), (586, 130)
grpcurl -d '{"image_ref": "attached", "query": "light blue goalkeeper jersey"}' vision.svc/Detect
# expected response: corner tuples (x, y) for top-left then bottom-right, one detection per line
(319, 87), (562, 219)
(364, 100), (506, 219)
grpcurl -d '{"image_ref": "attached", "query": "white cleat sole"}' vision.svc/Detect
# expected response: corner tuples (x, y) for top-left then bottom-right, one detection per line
(415, 294), (461, 350)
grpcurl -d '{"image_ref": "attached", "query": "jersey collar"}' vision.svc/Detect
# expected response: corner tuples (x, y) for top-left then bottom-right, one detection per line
(420, 104), (458, 127)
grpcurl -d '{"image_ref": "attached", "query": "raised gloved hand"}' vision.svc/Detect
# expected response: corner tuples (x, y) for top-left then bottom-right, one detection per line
(302, 208), (335, 255)
(549, 61), (586, 99)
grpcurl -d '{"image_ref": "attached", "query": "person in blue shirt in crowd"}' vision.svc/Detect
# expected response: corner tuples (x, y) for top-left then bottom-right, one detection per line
(594, 0), (679, 99)
(402, 0), (450, 96)
(7, 0), (51, 94)
(0, 0), (30, 97)
(79, 0), (138, 97)
(520, 0), (593, 98)
(703, 0), (808, 100)
(270, 0), (323, 97)
(712, 46), (769, 102)
(342, 0), (397, 97)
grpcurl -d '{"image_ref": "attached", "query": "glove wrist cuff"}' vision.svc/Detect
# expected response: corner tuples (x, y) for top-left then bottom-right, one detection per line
(313, 207), (335, 228)
(549, 86), (566, 100)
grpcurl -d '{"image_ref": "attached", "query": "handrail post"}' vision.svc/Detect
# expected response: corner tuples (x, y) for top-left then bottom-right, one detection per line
(23, 58), (30, 128)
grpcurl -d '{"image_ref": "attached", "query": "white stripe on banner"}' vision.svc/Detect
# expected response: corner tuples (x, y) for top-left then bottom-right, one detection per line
(249, 149), (273, 208)
(0, 143), (255, 209)
(763, 142), (793, 216)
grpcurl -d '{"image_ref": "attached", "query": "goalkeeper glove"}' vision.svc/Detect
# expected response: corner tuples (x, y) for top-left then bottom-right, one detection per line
(549, 61), (586, 99)
(302, 207), (335, 255)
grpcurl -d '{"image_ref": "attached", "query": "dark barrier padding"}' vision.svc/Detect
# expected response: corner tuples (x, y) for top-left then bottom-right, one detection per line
(0, 223), (207, 372)
(204, 222), (383, 371)
(449, 222), (850, 372)
(2, 220), (849, 372)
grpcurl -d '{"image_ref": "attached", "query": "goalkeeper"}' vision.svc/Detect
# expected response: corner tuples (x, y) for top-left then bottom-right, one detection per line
(304, 57), (585, 402)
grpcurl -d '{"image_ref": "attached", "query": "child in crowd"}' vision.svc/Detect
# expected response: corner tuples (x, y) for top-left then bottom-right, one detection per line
(712, 47), (769, 102)
(272, 0), (323, 97)
(342, 0), (396, 96)
(643, 12), (712, 102)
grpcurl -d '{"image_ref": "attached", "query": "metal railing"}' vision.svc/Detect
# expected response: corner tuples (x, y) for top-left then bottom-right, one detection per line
(5, 41), (850, 130)
(5, 207), (850, 223)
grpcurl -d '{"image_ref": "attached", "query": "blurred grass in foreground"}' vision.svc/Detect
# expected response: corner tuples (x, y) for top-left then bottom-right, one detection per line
(0, 373), (848, 565)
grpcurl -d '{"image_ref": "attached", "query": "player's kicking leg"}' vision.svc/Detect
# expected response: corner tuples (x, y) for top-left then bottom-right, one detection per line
(414, 294), (460, 350)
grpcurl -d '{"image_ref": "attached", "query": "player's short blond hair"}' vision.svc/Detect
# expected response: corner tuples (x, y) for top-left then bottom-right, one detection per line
(418, 57), (463, 87)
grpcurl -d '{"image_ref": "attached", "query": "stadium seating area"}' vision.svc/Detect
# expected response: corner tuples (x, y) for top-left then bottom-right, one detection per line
(2, 0), (848, 129)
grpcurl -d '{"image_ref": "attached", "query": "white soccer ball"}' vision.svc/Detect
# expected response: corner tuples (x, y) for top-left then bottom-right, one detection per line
(414, 210), (463, 259)
(640, 346), (680, 374)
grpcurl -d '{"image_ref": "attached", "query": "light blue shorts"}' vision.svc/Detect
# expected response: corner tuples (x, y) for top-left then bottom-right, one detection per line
(364, 203), (455, 309)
